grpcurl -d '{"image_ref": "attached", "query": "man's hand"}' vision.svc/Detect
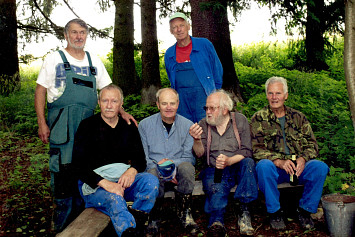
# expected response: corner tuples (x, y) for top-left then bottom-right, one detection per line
(118, 168), (138, 188)
(216, 154), (230, 169)
(295, 157), (306, 176)
(119, 109), (138, 127)
(189, 123), (203, 140)
(273, 159), (296, 175)
(98, 179), (125, 197)
(38, 123), (50, 144)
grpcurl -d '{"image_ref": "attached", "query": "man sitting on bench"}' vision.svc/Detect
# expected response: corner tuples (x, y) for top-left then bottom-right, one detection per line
(138, 88), (200, 235)
(250, 76), (329, 230)
(72, 84), (159, 236)
(189, 90), (258, 236)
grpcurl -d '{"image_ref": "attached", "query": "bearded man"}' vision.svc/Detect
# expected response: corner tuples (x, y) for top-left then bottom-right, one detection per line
(189, 90), (258, 237)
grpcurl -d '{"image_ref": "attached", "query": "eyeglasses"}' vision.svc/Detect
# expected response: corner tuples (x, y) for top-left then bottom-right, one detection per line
(203, 106), (220, 112)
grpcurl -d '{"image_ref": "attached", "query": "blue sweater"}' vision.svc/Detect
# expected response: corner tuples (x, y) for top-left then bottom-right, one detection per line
(138, 113), (195, 171)
(164, 36), (223, 96)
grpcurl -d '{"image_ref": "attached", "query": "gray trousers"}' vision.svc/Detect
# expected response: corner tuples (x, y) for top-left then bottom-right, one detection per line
(148, 162), (195, 198)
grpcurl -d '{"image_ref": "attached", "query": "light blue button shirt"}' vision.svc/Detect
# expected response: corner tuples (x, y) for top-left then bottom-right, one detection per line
(138, 113), (195, 171)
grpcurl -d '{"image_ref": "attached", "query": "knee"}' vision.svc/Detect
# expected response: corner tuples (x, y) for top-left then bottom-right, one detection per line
(177, 162), (195, 178)
(240, 157), (255, 168)
(256, 159), (274, 173)
(307, 160), (329, 177)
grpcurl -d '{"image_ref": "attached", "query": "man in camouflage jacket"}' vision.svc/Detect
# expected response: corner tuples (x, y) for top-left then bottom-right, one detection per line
(250, 76), (329, 230)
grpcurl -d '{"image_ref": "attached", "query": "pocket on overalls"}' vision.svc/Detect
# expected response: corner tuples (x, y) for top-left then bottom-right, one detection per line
(49, 108), (69, 144)
(49, 148), (61, 173)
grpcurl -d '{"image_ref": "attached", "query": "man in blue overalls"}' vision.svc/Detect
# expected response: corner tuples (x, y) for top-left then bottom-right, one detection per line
(35, 18), (135, 233)
(165, 12), (223, 123)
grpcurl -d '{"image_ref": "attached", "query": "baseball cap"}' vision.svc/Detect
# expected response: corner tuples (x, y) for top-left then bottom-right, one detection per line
(169, 12), (188, 22)
(156, 160), (176, 181)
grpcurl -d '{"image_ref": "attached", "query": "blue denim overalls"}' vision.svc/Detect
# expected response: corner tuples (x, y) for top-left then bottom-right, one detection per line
(48, 50), (98, 231)
(175, 62), (207, 123)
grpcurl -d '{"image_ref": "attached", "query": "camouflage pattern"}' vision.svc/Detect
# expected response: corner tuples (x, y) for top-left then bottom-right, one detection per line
(250, 105), (318, 162)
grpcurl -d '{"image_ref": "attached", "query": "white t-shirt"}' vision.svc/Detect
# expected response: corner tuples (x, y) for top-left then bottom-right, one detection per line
(36, 49), (112, 103)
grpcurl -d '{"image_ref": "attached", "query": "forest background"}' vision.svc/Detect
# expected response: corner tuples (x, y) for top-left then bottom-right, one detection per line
(0, 0), (354, 236)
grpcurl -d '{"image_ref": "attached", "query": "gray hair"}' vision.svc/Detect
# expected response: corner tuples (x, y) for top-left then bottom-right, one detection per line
(209, 89), (234, 111)
(156, 88), (179, 103)
(99, 84), (124, 103)
(265, 76), (288, 95)
(64, 18), (89, 36)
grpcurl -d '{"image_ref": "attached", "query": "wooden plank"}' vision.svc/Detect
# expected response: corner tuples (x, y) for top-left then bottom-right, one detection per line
(164, 181), (301, 198)
(56, 208), (110, 237)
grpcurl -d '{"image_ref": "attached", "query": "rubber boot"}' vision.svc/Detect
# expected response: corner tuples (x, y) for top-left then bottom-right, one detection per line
(175, 191), (200, 234)
(238, 203), (254, 236)
(125, 206), (149, 236)
(146, 198), (163, 236)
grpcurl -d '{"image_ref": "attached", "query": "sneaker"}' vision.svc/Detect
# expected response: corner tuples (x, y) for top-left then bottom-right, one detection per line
(207, 222), (227, 237)
(297, 207), (314, 229)
(269, 209), (286, 230)
(238, 204), (254, 236)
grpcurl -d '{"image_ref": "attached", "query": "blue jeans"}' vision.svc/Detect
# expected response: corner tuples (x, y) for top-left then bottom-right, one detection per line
(79, 173), (159, 236)
(256, 159), (329, 214)
(201, 158), (258, 226)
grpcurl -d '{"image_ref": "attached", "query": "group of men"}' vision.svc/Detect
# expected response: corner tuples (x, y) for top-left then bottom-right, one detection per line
(35, 13), (328, 237)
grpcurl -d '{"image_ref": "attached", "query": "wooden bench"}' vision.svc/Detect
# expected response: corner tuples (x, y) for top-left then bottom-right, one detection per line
(57, 181), (301, 237)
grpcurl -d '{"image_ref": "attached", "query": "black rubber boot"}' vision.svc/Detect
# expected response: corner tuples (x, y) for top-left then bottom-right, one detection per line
(146, 198), (163, 236)
(175, 191), (200, 234)
(126, 207), (149, 236)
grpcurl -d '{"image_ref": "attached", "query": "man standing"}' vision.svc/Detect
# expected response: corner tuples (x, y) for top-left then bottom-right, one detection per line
(34, 18), (134, 232)
(189, 90), (258, 236)
(72, 84), (158, 236)
(165, 12), (223, 123)
(250, 76), (329, 230)
(138, 88), (199, 235)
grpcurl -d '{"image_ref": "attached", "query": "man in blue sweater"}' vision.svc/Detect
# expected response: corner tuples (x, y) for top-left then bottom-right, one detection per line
(165, 12), (223, 123)
(138, 88), (199, 235)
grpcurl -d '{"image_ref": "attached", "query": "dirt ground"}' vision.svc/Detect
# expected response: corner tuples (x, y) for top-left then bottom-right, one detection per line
(0, 136), (331, 236)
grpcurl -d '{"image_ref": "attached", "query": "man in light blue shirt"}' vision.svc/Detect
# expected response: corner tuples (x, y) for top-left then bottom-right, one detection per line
(138, 88), (199, 235)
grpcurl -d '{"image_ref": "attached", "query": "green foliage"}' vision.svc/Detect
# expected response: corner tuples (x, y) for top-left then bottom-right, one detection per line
(323, 166), (355, 196)
(124, 94), (159, 122)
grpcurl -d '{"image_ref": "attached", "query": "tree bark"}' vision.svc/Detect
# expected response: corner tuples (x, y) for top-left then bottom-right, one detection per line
(0, 0), (20, 96)
(344, 0), (355, 134)
(190, 0), (244, 103)
(113, 0), (139, 94)
(305, 0), (328, 71)
(140, 0), (161, 105)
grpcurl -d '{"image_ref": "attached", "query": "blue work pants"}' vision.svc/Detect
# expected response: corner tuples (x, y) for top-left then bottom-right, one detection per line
(79, 173), (159, 236)
(256, 159), (329, 214)
(201, 158), (258, 226)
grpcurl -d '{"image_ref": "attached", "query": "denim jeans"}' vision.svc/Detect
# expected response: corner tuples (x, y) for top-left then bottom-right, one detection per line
(201, 157), (258, 226)
(256, 159), (329, 214)
(78, 173), (159, 236)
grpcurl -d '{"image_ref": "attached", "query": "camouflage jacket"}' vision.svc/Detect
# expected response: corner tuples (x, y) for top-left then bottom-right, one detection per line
(250, 105), (318, 162)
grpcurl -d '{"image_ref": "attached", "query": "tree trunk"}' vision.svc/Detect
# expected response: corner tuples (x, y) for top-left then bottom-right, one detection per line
(344, 0), (355, 134)
(140, 0), (161, 105)
(305, 0), (328, 71)
(113, 0), (139, 94)
(0, 0), (20, 96)
(190, 0), (244, 103)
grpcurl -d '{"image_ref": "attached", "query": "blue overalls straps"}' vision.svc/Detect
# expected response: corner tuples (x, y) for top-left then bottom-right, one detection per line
(47, 50), (98, 231)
